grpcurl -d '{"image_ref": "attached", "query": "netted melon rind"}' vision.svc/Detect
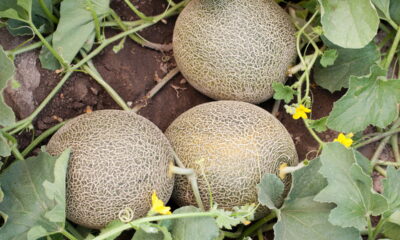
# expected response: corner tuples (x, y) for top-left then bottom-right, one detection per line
(173, 0), (297, 103)
(165, 101), (298, 210)
(47, 110), (174, 229)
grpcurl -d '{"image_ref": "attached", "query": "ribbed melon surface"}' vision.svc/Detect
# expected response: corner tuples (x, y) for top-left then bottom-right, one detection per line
(173, 0), (297, 103)
(165, 101), (298, 210)
(47, 110), (174, 229)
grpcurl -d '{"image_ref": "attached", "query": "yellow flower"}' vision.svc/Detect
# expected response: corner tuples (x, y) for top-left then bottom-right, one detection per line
(241, 220), (251, 225)
(278, 163), (288, 179)
(151, 191), (171, 215)
(292, 104), (311, 120)
(334, 133), (354, 148)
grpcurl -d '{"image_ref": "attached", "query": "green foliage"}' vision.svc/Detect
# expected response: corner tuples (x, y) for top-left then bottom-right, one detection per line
(49, 0), (110, 66)
(273, 158), (360, 240)
(170, 206), (219, 240)
(213, 204), (255, 230)
(315, 143), (388, 230)
(327, 65), (400, 133)
(0, 0), (31, 22)
(0, 133), (11, 157)
(132, 229), (165, 240)
(0, 46), (16, 127)
(257, 174), (284, 209)
(390, 0), (400, 24)
(272, 82), (296, 103)
(99, 220), (125, 240)
(381, 167), (400, 239)
(319, 49), (337, 67)
(6, 0), (54, 36)
(373, 0), (393, 22)
(314, 38), (380, 93)
(318, 0), (379, 48)
(0, 150), (70, 240)
(307, 117), (327, 133)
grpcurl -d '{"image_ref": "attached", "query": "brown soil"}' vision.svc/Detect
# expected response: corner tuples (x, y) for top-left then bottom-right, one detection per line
(0, 0), (385, 238)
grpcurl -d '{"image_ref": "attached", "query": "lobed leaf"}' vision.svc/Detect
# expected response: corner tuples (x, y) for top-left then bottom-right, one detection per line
(381, 167), (400, 239)
(0, 0), (31, 22)
(170, 206), (219, 240)
(318, 0), (379, 49)
(50, 0), (110, 65)
(0, 150), (70, 240)
(0, 46), (16, 127)
(307, 117), (328, 133)
(315, 143), (388, 230)
(272, 82), (296, 103)
(390, 0), (400, 24)
(319, 49), (337, 67)
(314, 38), (380, 93)
(6, 0), (54, 36)
(0, 133), (11, 158)
(327, 65), (400, 133)
(274, 158), (360, 240)
(257, 173), (284, 210)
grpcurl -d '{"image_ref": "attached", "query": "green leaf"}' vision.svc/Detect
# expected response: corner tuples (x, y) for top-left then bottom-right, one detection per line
(318, 0), (379, 49)
(381, 167), (400, 239)
(52, 0), (110, 64)
(315, 143), (388, 230)
(0, 0), (31, 22)
(272, 82), (296, 103)
(327, 65), (400, 133)
(382, 166), (400, 214)
(319, 49), (337, 67)
(39, 42), (61, 70)
(257, 173), (284, 209)
(372, 0), (392, 20)
(0, 133), (11, 157)
(212, 204), (255, 230)
(354, 151), (373, 175)
(388, 211), (400, 225)
(132, 229), (164, 240)
(390, 0), (400, 24)
(170, 206), (219, 240)
(314, 38), (380, 93)
(0, 46), (16, 127)
(97, 220), (124, 240)
(274, 158), (360, 240)
(307, 117), (327, 133)
(132, 222), (172, 240)
(0, 150), (70, 239)
(382, 222), (400, 240)
(6, 0), (53, 36)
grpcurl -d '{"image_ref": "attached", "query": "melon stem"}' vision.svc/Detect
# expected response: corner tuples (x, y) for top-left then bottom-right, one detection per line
(169, 165), (205, 211)
(170, 151), (205, 210)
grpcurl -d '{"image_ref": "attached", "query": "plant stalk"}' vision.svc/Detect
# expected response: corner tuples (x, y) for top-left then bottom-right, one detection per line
(28, 22), (68, 70)
(132, 67), (180, 112)
(60, 230), (78, 240)
(384, 26), (400, 70)
(241, 211), (277, 238)
(82, 62), (131, 111)
(391, 134), (400, 162)
(92, 212), (219, 240)
(21, 121), (66, 157)
(354, 128), (400, 148)
(38, 0), (59, 23)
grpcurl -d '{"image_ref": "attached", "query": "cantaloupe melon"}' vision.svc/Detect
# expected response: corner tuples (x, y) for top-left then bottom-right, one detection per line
(173, 0), (297, 103)
(165, 101), (298, 210)
(47, 110), (174, 229)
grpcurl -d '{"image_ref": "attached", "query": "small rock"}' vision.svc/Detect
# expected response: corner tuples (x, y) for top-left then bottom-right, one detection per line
(72, 80), (88, 100)
(72, 102), (85, 109)
(4, 51), (41, 119)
